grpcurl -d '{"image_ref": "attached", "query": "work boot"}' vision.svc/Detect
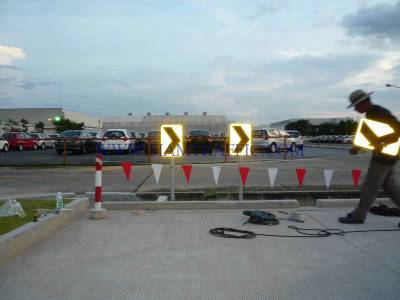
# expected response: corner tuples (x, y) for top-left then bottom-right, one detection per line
(338, 213), (364, 224)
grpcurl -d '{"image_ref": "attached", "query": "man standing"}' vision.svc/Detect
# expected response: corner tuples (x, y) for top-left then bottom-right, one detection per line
(339, 89), (400, 224)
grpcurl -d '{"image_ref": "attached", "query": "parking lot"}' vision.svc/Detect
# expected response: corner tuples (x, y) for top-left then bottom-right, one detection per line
(0, 144), (350, 166)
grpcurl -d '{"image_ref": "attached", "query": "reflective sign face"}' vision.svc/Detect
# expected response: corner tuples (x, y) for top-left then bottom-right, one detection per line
(160, 125), (183, 157)
(354, 118), (400, 156)
(229, 123), (252, 156)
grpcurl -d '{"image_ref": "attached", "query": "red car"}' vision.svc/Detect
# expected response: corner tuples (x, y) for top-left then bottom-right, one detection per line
(1, 132), (38, 151)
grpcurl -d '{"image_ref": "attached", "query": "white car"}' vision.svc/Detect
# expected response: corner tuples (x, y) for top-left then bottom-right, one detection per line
(101, 129), (135, 153)
(29, 133), (55, 149)
(252, 128), (296, 153)
(285, 130), (304, 148)
(0, 138), (9, 152)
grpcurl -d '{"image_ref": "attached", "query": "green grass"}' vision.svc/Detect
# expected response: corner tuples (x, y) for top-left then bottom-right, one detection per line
(0, 199), (72, 236)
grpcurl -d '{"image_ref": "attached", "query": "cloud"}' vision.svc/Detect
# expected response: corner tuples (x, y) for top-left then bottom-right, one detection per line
(0, 45), (26, 65)
(342, 1), (400, 46)
(246, 2), (285, 21)
(340, 53), (400, 88)
(15, 81), (58, 90)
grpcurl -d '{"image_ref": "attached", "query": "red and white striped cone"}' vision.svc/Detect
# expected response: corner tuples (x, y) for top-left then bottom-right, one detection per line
(90, 154), (107, 219)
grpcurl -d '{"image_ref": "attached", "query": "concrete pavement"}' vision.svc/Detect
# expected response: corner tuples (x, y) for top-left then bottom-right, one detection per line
(0, 208), (399, 300)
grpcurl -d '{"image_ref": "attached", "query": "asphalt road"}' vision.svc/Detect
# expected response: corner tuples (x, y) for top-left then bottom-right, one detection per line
(1, 147), (397, 197)
(0, 145), (351, 166)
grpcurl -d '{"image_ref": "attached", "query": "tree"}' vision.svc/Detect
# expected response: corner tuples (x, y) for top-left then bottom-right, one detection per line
(285, 119), (313, 136)
(20, 119), (29, 132)
(53, 118), (85, 132)
(336, 119), (358, 135)
(35, 121), (45, 132)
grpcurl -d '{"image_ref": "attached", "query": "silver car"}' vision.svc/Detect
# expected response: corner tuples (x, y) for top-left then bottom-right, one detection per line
(252, 128), (296, 153)
(29, 133), (55, 149)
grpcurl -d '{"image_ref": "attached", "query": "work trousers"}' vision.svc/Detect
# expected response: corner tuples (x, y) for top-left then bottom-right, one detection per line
(353, 160), (400, 220)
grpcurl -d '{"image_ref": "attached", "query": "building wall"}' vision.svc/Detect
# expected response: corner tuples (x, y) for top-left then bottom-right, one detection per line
(0, 108), (64, 128)
(0, 108), (102, 132)
(63, 110), (102, 129)
(103, 115), (228, 135)
(270, 117), (353, 128)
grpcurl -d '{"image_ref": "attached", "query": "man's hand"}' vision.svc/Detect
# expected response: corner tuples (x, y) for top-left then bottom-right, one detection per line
(349, 147), (360, 155)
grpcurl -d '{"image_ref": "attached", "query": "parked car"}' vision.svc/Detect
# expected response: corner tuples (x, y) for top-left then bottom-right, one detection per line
(100, 129), (135, 153)
(0, 137), (9, 152)
(1, 132), (38, 151)
(186, 129), (213, 154)
(29, 133), (55, 149)
(55, 130), (97, 154)
(285, 130), (304, 148)
(145, 130), (161, 154)
(252, 128), (296, 153)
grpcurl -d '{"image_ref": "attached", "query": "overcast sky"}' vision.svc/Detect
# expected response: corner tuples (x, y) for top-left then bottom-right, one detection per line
(1, 0), (400, 124)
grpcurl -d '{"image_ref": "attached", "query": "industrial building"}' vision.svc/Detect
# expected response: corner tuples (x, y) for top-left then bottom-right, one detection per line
(102, 112), (228, 135)
(0, 108), (102, 135)
(270, 117), (355, 128)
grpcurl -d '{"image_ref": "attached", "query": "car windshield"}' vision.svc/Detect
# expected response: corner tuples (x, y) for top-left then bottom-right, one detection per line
(189, 130), (209, 137)
(147, 131), (160, 138)
(104, 131), (127, 138)
(62, 131), (82, 137)
(253, 130), (266, 137)
(2, 133), (16, 139)
(288, 132), (301, 138)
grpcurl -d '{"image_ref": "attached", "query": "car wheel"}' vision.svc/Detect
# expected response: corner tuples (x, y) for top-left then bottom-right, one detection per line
(269, 143), (277, 153)
(290, 143), (296, 152)
(33, 144), (38, 150)
(3, 144), (9, 152)
(19, 144), (24, 151)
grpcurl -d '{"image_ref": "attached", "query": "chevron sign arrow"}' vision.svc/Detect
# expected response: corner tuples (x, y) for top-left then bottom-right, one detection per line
(229, 123), (252, 156)
(161, 125), (183, 157)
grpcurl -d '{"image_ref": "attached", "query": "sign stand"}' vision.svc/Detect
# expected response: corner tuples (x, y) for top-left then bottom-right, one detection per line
(239, 155), (243, 201)
(170, 156), (175, 201)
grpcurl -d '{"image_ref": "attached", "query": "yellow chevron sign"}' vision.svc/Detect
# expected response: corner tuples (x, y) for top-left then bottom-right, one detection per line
(161, 125), (183, 157)
(229, 123), (252, 156)
(354, 118), (400, 156)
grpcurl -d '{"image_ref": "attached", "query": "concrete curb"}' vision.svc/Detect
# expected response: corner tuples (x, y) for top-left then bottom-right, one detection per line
(0, 193), (76, 201)
(0, 197), (89, 267)
(103, 199), (299, 210)
(86, 192), (142, 208)
(316, 198), (394, 207)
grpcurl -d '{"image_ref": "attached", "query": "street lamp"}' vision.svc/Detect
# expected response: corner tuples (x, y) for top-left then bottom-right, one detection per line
(386, 83), (400, 89)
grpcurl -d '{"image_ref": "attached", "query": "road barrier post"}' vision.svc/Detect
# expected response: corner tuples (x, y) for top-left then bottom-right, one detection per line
(89, 154), (107, 219)
(284, 136), (287, 160)
(63, 139), (67, 165)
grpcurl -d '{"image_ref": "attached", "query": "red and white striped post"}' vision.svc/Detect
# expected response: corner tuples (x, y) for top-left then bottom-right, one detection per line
(90, 154), (107, 219)
(94, 154), (103, 210)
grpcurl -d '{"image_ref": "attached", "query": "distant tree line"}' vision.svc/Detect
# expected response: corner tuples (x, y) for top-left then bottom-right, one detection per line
(284, 119), (358, 136)
(2, 118), (84, 133)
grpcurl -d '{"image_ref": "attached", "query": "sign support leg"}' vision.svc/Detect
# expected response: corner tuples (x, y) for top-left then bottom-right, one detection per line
(170, 156), (175, 201)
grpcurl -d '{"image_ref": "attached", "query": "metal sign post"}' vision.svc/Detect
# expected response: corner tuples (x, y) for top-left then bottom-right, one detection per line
(170, 156), (175, 201)
(239, 155), (243, 201)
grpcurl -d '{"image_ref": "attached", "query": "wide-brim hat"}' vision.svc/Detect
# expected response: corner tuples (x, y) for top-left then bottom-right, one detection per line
(347, 89), (373, 109)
